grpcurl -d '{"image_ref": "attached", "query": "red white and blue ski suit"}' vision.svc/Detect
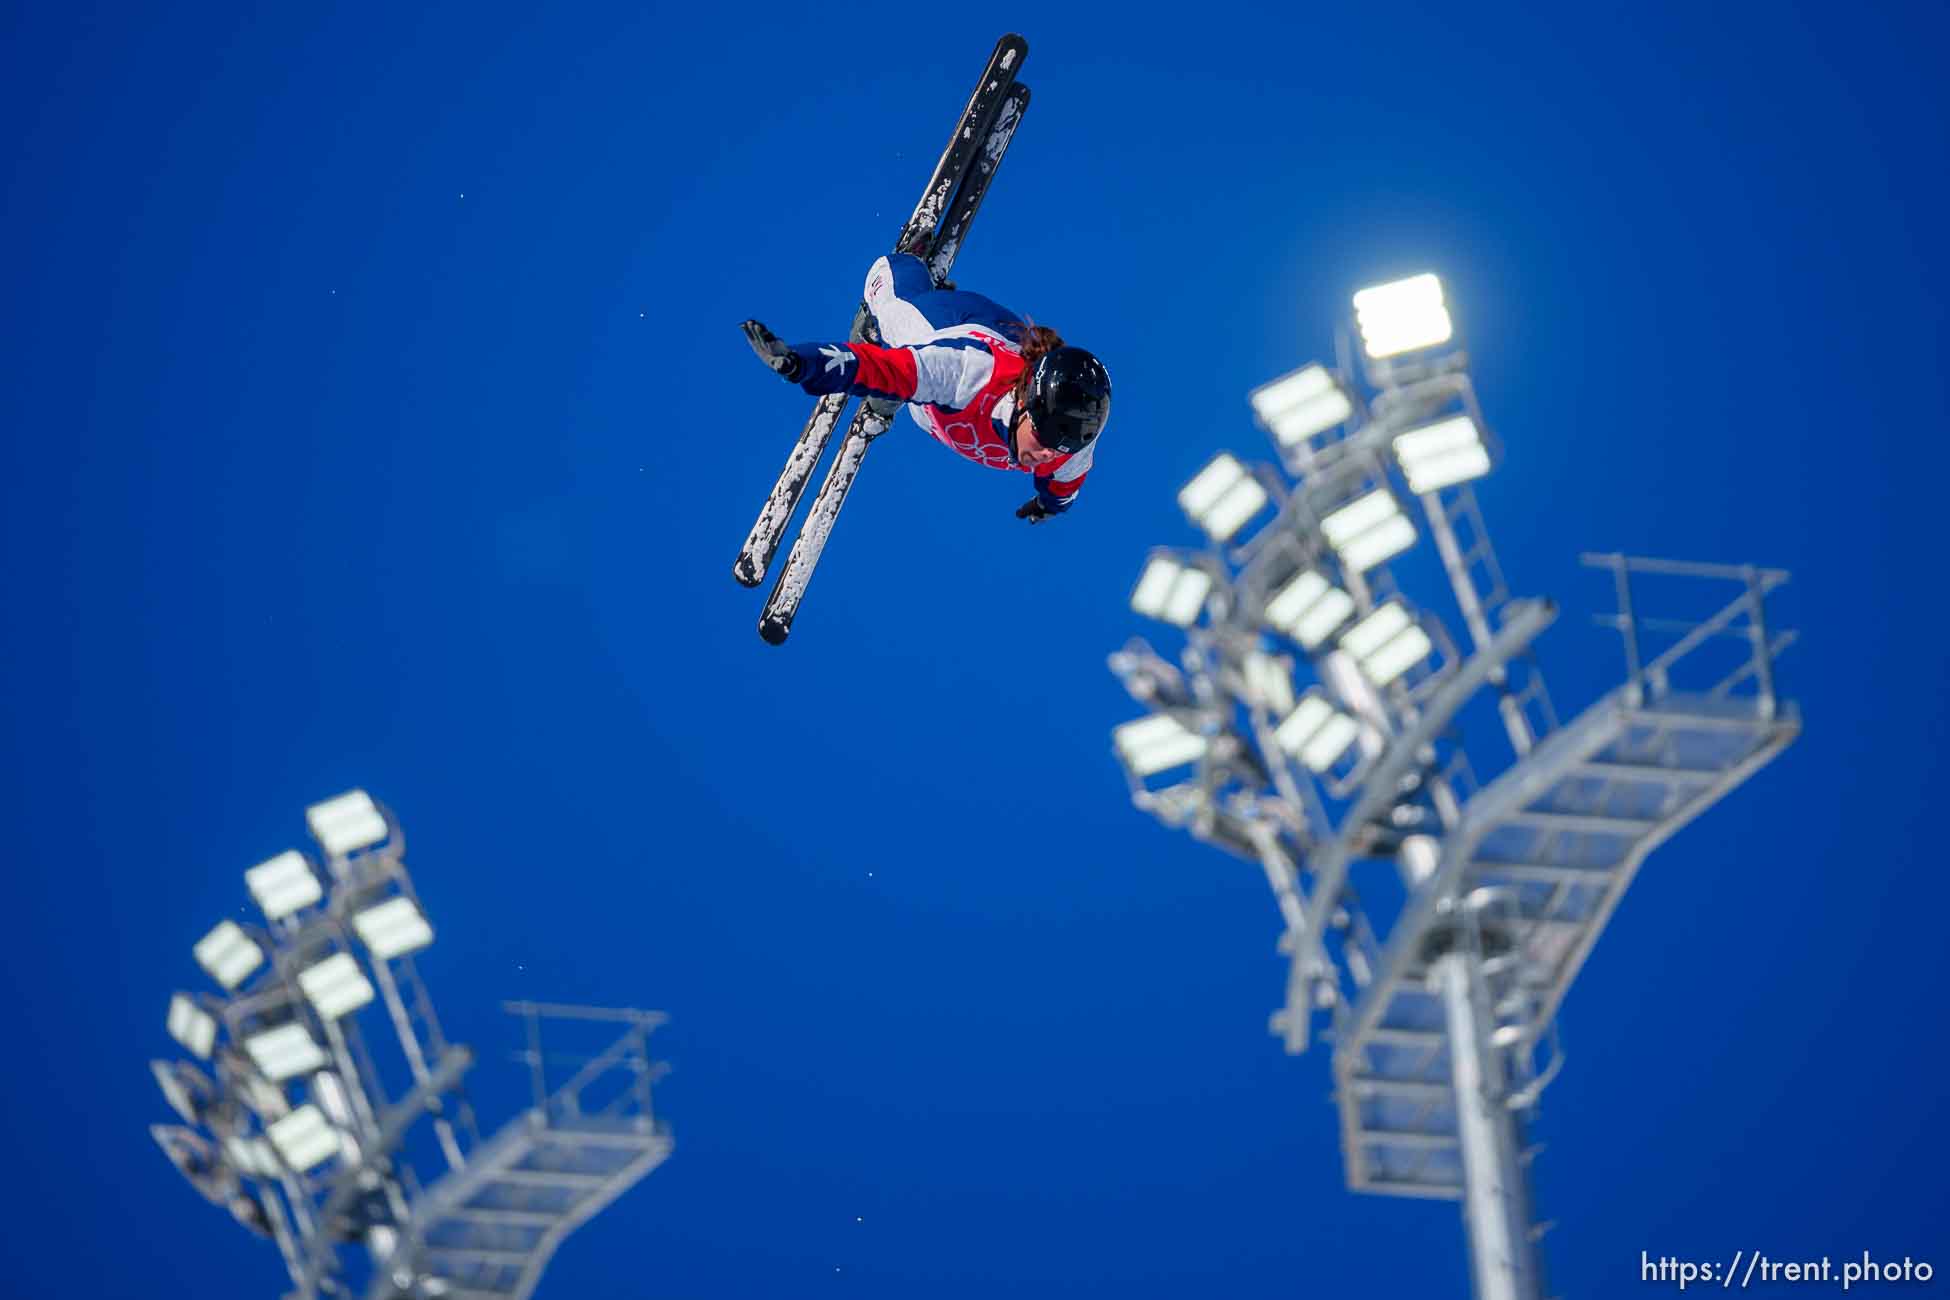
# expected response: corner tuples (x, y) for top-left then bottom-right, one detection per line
(781, 254), (1096, 516)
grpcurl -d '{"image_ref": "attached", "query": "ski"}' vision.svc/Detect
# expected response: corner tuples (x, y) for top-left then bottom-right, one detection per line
(731, 390), (847, 589)
(757, 397), (897, 644)
(733, 34), (1027, 593)
(756, 73), (1033, 645)
(928, 82), (1031, 288)
(893, 33), (1029, 262)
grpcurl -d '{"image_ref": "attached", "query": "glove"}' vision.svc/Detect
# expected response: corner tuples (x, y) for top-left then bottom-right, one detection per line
(741, 320), (804, 383)
(1015, 497), (1056, 525)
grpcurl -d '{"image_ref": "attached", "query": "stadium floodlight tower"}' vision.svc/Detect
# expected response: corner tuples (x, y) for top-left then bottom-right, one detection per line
(149, 790), (672, 1300)
(1109, 273), (1800, 1299)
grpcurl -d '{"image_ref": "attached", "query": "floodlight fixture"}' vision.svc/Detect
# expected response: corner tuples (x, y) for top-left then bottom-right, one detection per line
(244, 1022), (327, 1083)
(1130, 554), (1214, 627)
(1113, 714), (1208, 778)
(1352, 272), (1453, 360)
(168, 993), (217, 1058)
(225, 1134), (276, 1178)
(311, 1069), (356, 1129)
(235, 1071), (291, 1123)
(152, 1060), (211, 1125)
(298, 953), (376, 1021)
(352, 897), (434, 961)
(1178, 454), (1269, 543)
(1395, 414), (1491, 494)
(194, 921), (265, 990)
(267, 1104), (341, 1173)
(1250, 364), (1354, 447)
(1339, 601), (1434, 687)
(1272, 693), (1361, 773)
(306, 790), (388, 859)
(245, 850), (322, 922)
(1242, 652), (1296, 717)
(1263, 569), (1356, 649)
(1321, 489), (1417, 573)
(152, 1126), (229, 1204)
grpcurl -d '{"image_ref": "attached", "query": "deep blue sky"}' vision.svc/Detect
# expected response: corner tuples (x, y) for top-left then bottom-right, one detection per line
(4, 3), (1946, 1296)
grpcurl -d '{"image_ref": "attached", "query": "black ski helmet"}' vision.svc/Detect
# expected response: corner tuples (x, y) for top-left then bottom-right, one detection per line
(1023, 346), (1111, 453)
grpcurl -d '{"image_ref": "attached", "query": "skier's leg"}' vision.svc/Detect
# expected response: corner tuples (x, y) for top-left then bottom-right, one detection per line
(927, 289), (1024, 336)
(863, 254), (940, 346)
(866, 254), (1026, 347)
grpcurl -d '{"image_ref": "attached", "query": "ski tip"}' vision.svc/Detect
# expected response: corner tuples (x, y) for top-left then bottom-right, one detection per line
(733, 556), (764, 588)
(758, 615), (792, 646)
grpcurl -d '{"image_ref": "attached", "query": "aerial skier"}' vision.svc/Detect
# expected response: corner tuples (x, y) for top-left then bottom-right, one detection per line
(734, 32), (1107, 642)
(739, 251), (1111, 525)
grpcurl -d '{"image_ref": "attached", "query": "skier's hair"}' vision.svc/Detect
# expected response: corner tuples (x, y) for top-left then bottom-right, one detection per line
(1007, 318), (1065, 403)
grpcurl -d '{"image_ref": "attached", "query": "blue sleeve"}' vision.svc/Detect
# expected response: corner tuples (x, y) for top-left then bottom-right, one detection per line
(1034, 474), (1076, 513)
(788, 342), (858, 395)
(788, 340), (923, 403)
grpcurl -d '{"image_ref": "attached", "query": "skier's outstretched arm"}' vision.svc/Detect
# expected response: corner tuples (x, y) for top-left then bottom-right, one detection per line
(741, 320), (990, 406)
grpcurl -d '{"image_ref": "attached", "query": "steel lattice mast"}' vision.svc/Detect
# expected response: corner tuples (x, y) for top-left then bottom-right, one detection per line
(149, 790), (672, 1300)
(1109, 275), (1799, 1299)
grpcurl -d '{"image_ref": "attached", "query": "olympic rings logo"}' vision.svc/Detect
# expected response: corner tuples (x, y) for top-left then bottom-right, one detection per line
(931, 416), (1014, 468)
